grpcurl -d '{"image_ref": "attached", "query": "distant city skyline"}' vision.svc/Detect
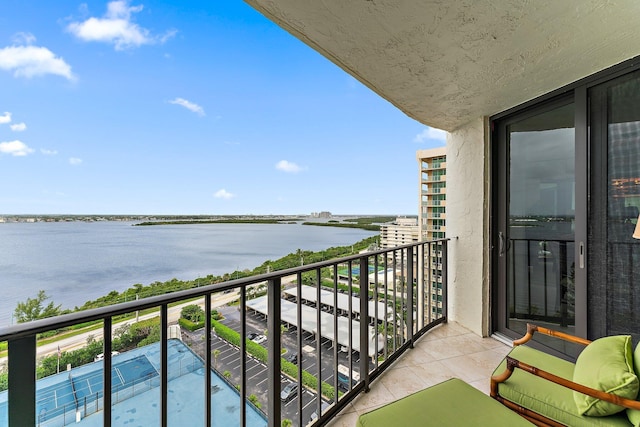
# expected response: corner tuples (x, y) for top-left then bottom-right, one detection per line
(0, 1), (446, 215)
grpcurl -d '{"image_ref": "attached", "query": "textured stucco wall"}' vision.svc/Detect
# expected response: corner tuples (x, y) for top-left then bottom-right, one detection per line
(246, 0), (640, 132)
(446, 118), (489, 336)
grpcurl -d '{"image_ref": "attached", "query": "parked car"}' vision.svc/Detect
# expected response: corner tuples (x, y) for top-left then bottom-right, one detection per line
(337, 364), (359, 391)
(252, 334), (267, 344)
(280, 382), (298, 402)
(310, 402), (331, 423)
(247, 332), (259, 341)
(285, 352), (300, 364)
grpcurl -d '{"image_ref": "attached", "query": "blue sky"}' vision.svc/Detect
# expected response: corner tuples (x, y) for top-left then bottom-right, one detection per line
(0, 1), (445, 216)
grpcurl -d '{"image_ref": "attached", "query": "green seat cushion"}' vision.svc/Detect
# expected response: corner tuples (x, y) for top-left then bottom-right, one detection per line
(357, 378), (534, 427)
(493, 345), (631, 427)
(573, 335), (638, 417)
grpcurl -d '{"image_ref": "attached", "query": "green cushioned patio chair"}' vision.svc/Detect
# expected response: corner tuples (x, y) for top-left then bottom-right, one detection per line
(491, 324), (640, 427)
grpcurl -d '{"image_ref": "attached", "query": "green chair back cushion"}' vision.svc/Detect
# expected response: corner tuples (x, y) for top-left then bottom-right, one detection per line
(573, 335), (638, 417)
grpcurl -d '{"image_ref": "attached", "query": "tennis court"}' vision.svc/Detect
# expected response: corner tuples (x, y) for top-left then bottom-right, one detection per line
(36, 381), (76, 421)
(72, 355), (158, 403)
(0, 340), (266, 427)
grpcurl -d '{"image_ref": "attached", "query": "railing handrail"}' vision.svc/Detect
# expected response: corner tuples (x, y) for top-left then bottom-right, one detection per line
(0, 238), (450, 342)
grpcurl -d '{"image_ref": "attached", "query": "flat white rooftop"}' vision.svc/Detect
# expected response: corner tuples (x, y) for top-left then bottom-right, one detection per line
(246, 295), (385, 357)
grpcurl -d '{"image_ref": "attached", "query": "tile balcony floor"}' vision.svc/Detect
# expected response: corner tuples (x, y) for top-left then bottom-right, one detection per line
(327, 322), (511, 426)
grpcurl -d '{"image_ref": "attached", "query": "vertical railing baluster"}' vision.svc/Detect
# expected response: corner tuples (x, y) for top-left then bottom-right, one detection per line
(392, 250), (397, 352)
(332, 264), (339, 400)
(297, 271), (303, 427)
(359, 255), (370, 392)
(347, 261), (353, 391)
(407, 246), (414, 348)
(161, 304), (168, 427)
(315, 268), (322, 423)
(240, 286), (247, 427)
(416, 244), (423, 331)
(104, 317), (112, 427)
(427, 243), (433, 323)
(383, 252), (389, 360)
(442, 240), (448, 321)
(8, 335), (36, 426)
(400, 249), (406, 345)
(205, 294), (212, 427)
(267, 277), (282, 427)
(373, 254), (379, 369)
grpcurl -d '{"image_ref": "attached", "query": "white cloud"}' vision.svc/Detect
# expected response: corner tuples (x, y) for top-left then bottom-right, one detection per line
(169, 97), (205, 116)
(276, 160), (303, 173)
(0, 140), (34, 156)
(159, 29), (178, 44)
(67, 1), (177, 51)
(413, 127), (447, 143)
(0, 45), (75, 80)
(12, 32), (36, 45)
(41, 149), (58, 155)
(0, 112), (11, 124)
(10, 122), (26, 132)
(214, 189), (234, 199)
(69, 157), (83, 165)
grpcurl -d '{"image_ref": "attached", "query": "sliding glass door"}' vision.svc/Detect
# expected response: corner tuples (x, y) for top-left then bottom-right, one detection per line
(589, 71), (640, 342)
(493, 66), (640, 356)
(494, 98), (577, 354)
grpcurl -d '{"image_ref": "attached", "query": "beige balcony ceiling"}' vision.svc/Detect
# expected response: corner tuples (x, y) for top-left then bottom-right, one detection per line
(245, 0), (640, 131)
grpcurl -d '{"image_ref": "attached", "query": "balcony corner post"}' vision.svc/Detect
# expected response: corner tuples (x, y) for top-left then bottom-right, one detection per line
(8, 335), (36, 426)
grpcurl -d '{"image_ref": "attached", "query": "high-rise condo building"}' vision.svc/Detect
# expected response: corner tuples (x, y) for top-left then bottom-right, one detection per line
(379, 217), (419, 251)
(417, 147), (446, 316)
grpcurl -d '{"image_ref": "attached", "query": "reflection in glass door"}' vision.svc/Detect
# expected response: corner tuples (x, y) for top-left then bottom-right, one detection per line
(589, 72), (640, 342)
(503, 101), (576, 346)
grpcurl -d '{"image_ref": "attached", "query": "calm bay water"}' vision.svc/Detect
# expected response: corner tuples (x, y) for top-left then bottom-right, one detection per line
(0, 221), (376, 327)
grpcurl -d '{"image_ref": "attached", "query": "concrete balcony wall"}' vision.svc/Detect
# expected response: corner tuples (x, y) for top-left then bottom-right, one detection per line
(446, 117), (490, 337)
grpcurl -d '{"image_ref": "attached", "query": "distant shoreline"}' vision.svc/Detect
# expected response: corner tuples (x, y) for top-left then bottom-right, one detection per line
(133, 217), (392, 231)
(133, 218), (297, 226)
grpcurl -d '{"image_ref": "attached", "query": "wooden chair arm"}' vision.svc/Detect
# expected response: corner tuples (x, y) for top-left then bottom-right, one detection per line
(513, 323), (592, 347)
(490, 356), (518, 397)
(493, 356), (640, 411)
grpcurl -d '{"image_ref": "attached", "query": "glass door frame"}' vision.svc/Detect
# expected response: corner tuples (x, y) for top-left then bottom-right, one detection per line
(491, 95), (588, 350)
(491, 56), (640, 352)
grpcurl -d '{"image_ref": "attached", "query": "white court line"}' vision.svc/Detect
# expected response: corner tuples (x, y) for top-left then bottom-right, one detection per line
(115, 367), (125, 385)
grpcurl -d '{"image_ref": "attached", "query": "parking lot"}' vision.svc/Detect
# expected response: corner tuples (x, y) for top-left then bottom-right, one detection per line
(184, 304), (357, 426)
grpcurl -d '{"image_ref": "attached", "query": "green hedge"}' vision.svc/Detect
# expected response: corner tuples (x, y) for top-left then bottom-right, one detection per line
(178, 318), (204, 331)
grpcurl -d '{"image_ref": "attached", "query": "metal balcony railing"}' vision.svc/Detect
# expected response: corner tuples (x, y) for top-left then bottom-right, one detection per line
(0, 239), (448, 427)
